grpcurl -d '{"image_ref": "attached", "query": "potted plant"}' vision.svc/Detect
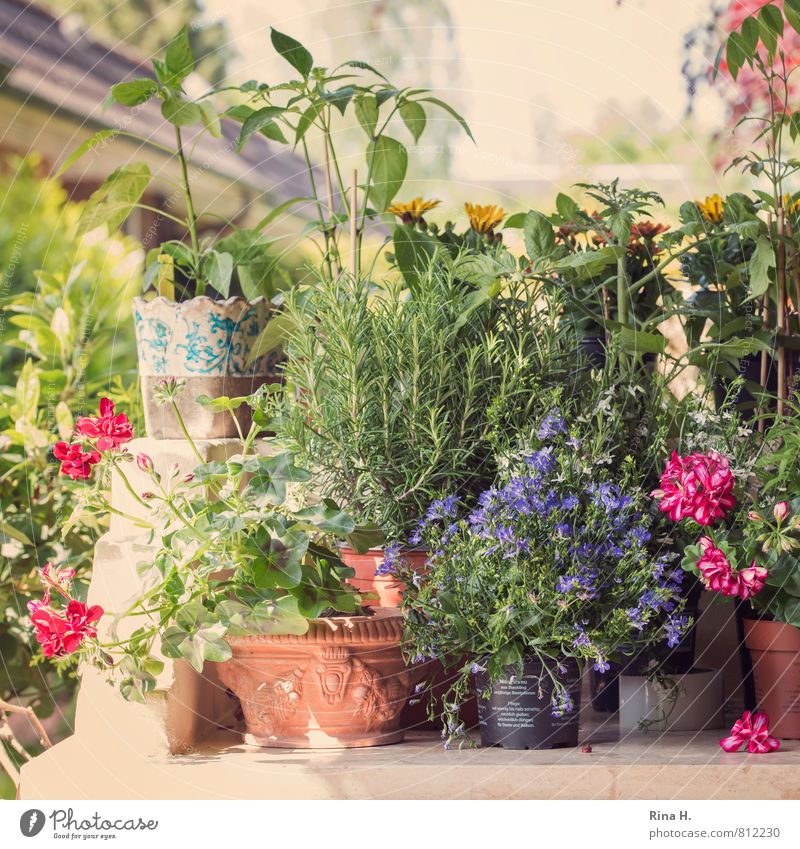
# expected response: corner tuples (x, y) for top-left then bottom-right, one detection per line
(273, 256), (580, 606)
(395, 404), (689, 749)
(63, 27), (285, 440)
(31, 385), (414, 749)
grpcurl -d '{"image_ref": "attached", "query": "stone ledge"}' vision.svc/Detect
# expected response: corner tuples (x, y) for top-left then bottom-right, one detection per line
(20, 730), (800, 800)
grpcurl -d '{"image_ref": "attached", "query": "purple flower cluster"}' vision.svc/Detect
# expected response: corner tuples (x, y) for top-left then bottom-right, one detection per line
(551, 689), (575, 718)
(537, 410), (567, 441)
(408, 495), (459, 546)
(375, 541), (405, 576)
(625, 558), (685, 646)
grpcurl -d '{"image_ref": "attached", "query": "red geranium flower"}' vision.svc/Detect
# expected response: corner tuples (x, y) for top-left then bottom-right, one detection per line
(720, 710), (780, 754)
(736, 562), (769, 600)
(75, 398), (134, 451)
(28, 599), (104, 658)
(652, 451), (736, 526)
(53, 441), (101, 480)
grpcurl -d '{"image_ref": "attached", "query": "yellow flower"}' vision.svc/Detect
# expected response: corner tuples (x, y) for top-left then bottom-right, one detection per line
(696, 194), (725, 224)
(465, 202), (506, 235)
(783, 194), (800, 215)
(386, 197), (441, 223)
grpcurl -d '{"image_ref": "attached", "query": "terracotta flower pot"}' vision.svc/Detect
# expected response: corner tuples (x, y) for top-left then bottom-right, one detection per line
(216, 608), (414, 748)
(132, 295), (282, 439)
(339, 546), (428, 608)
(744, 619), (800, 739)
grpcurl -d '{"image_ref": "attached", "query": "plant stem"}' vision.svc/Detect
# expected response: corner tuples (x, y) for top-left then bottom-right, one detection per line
(116, 465), (154, 510)
(350, 169), (359, 277)
(170, 398), (205, 464)
(174, 125), (202, 295)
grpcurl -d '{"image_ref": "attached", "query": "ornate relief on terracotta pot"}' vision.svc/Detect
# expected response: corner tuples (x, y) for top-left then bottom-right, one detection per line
(220, 665), (305, 739)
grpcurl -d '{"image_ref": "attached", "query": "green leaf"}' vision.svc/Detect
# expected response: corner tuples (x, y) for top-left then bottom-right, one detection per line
(726, 32), (747, 80)
(55, 130), (117, 178)
(15, 359), (40, 421)
(77, 163), (151, 236)
(201, 251), (233, 298)
(418, 96), (474, 142)
(748, 236), (776, 299)
(196, 394), (249, 413)
(759, 15), (778, 55)
(254, 196), (313, 231)
(198, 100), (222, 138)
(322, 86), (355, 116)
(0, 519), (32, 546)
(366, 136), (408, 211)
(345, 523), (385, 554)
(399, 100), (426, 142)
(503, 212), (526, 228)
(295, 101), (324, 144)
(787, 1), (800, 34)
(164, 26), (195, 86)
(555, 192), (581, 221)
(293, 500), (355, 536)
(235, 105), (286, 151)
(270, 28), (314, 78)
(618, 327), (667, 356)
(111, 78), (158, 107)
(759, 4), (784, 37)
(740, 16), (760, 54)
(248, 452), (311, 505)
(161, 95), (204, 128)
(392, 225), (437, 288)
(218, 597), (309, 636)
(523, 210), (557, 262)
(246, 311), (294, 363)
(354, 94), (379, 137)
(176, 599), (215, 633)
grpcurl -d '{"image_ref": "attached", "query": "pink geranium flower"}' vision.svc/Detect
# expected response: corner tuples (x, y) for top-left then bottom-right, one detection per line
(652, 451), (735, 526)
(75, 398), (134, 451)
(28, 599), (104, 658)
(720, 711), (780, 754)
(696, 537), (768, 600)
(53, 441), (101, 480)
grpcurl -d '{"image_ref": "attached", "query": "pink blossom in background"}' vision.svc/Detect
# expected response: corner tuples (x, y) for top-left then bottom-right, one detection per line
(720, 710), (780, 753)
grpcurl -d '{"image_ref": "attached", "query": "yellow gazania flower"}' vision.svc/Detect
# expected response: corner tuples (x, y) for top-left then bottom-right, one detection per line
(696, 194), (725, 224)
(783, 193), (800, 215)
(465, 202), (506, 235)
(386, 197), (441, 223)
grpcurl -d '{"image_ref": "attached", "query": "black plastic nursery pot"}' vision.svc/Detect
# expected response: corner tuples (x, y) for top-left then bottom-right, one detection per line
(474, 657), (582, 750)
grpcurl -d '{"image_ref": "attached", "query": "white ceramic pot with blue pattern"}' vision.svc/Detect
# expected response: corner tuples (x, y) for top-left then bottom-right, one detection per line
(132, 295), (282, 439)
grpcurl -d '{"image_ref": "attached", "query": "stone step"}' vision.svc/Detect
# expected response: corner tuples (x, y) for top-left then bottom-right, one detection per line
(20, 726), (800, 800)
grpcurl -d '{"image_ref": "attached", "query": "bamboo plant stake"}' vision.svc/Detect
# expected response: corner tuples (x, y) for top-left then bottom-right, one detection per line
(776, 206), (787, 417)
(350, 169), (358, 277)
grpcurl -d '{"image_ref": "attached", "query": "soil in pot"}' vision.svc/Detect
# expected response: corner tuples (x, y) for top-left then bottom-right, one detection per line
(474, 657), (582, 750)
(744, 618), (800, 739)
(216, 608), (414, 748)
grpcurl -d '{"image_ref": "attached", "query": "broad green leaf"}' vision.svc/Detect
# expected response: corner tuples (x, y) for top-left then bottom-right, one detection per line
(246, 311), (295, 363)
(176, 599), (215, 633)
(293, 500), (355, 536)
(55, 130), (117, 178)
(503, 212), (526, 228)
(196, 394), (249, 413)
(270, 28), (314, 78)
(77, 163), (152, 235)
(399, 100), (426, 142)
(418, 96), (474, 142)
(201, 251), (233, 298)
(740, 16), (760, 54)
(392, 225), (436, 288)
(523, 210), (557, 262)
(235, 105), (286, 151)
(198, 100), (222, 138)
(164, 26), (195, 86)
(618, 327), (667, 356)
(366, 136), (408, 211)
(55, 400), (73, 440)
(759, 4), (784, 37)
(248, 452), (311, 505)
(161, 95), (204, 127)
(346, 523), (385, 553)
(354, 94), (379, 137)
(111, 78), (158, 107)
(219, 596), (309, 636)
(555, 192), (581, 221)
(748, 236), (776, 299)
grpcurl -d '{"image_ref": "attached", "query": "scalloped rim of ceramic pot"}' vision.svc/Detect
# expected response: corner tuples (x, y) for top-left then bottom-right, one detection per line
(132, 294), (268, 311)
(224, 607), (404, 647)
